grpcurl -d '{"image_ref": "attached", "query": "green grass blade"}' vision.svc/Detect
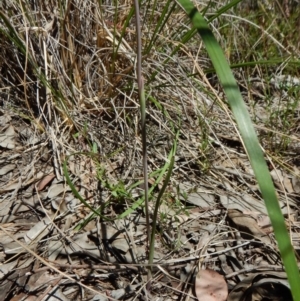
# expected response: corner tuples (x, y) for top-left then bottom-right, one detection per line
(63, 155), (102, 217)
(144, 0), (176, 55)
(148, 130), (179, 270)
(177, 1), (300, 300)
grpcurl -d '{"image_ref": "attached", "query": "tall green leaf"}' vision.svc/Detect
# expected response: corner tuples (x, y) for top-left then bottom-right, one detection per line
(177, 0), (300, 300)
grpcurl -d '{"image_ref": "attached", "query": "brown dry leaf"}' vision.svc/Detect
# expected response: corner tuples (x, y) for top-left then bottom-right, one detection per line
(25, 270), (60, 292)
(0, 199), (12, 216)
(220, 194), (267, 214)
(178, 182), (215, 207)
(36, 173), (56, 191)
(220, 156), (242, 169)
(0, 125), (15, 149)
(270, 169), (293, 193)
(0, 164), (15, 176)
(243, 211), (272, 234)
(227, 209), (271, 244)
(0, 260), (18, 279)
(195, 269), (228, 301)
(47, 183), (70, 199)
(0, 113), (11, 126)
(0, 181), (20, 192)
(283, 176), (293, 193)
(43, 288), (71, 301)
(24, 216), (52, 244)
(0, 260), (17, 300)
(228, 272), (292, 301)
(291, 173), (300, 193)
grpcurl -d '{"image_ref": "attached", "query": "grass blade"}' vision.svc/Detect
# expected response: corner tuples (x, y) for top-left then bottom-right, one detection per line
(177, 1), (300, 300)
(148, 130), (179, 270)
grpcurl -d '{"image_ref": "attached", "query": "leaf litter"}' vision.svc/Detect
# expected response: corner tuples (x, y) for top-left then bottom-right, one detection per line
(195, 269), (228, 301)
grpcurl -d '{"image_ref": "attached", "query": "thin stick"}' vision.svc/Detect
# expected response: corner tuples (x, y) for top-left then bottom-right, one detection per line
(133, 1), (150, 255)
(133, 0), (151, 286)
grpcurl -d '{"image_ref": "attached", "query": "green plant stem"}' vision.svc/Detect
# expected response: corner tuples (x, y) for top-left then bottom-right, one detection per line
(133, 0), (151, 266)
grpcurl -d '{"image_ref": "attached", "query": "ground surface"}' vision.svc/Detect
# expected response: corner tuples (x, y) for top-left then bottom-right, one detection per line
(0, 1), (300, 301)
